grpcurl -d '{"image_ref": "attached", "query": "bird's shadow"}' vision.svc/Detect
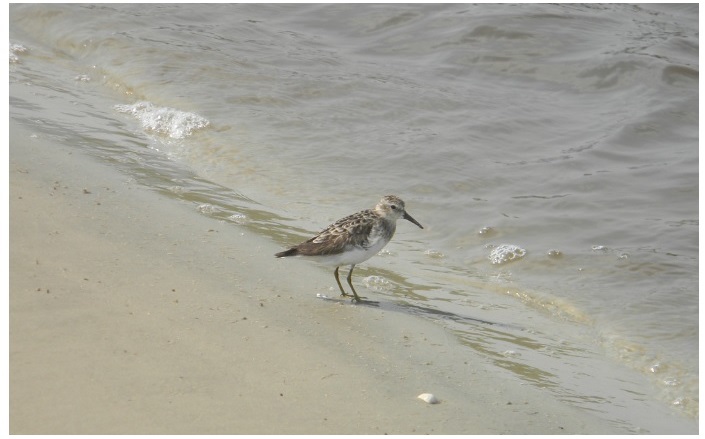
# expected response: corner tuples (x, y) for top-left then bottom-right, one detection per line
(315, 294), (524, 331)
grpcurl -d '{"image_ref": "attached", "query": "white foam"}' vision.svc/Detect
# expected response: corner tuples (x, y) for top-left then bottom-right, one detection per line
(362, 275), (393, 292)
(227, 213), (247, 225)
(114, 101), (209, 139)
(489, 244), (527, 265)
(196, 203), (219, 215)
(9, 43), (28, 63)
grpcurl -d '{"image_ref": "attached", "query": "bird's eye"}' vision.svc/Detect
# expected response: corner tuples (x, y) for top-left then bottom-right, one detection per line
(391, 205), (397, 210)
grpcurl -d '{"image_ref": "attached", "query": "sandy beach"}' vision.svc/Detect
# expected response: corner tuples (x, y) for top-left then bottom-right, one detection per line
(9, 120), (622, 434)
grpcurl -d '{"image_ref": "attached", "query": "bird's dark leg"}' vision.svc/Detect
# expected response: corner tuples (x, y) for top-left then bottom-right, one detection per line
(334, 266), (353, 298)
(346, 264), (367, 303)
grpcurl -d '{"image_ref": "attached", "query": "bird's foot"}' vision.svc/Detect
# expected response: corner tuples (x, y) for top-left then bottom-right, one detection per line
(350, 294), (380, 306)
(338, 291), (376, 305)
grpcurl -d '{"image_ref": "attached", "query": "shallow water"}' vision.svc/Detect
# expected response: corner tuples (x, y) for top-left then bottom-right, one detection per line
(10, 3), (698, 432)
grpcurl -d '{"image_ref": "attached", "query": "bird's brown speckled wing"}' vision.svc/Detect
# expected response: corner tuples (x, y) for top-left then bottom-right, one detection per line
(293, 210), (376, 256)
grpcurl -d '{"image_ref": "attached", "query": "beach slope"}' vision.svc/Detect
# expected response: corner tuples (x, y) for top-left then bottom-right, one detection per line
(9, 122), (616, 434)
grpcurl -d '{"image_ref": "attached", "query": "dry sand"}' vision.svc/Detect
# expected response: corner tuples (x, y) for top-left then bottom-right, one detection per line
(9, 121), (618, 434)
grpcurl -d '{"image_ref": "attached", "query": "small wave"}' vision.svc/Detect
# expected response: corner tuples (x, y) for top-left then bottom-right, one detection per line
(114, 101), (209, 139)
(227, 213), (248, 225)
(478, 225), (496, 237)
(547, 249), (563, 258)
(599, 331), (698, 419)
(9, 43), (28, 63)
(661, 65), (698, 87)
(506, 286), (592, 324)
(196, 203), (220, 215)
(362, 275), (394, 292)
(423, 249), (445, 259)
(489, 244), (527, 264)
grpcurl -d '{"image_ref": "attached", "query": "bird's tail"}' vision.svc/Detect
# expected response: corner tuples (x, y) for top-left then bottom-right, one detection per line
(275, 248), (298, 258)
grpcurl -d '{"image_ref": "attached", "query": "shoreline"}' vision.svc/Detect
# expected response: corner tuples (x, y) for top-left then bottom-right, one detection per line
(10, 120), (632, 434)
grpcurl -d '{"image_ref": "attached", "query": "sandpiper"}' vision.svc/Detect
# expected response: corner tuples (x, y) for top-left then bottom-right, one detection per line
(275, 195), (423, 303)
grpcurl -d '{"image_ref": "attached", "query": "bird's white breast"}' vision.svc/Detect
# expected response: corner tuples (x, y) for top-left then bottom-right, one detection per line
(312, 227), (391, 266)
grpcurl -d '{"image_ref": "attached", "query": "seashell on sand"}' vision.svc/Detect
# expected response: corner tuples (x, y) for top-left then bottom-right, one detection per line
(417, 393), (439, 404)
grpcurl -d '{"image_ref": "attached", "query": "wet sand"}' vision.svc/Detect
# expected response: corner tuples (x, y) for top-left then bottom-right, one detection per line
(9, 121), (617, 434)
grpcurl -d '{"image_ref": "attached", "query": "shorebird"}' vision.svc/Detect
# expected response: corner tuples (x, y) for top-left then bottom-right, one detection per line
(275, 195), (423, 302)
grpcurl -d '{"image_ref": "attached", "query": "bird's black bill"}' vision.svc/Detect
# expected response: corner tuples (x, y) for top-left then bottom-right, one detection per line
(403, 211), (424, 229)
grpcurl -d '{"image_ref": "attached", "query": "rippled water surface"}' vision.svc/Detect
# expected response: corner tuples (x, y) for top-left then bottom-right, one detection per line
(10, 4), (698, 433)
